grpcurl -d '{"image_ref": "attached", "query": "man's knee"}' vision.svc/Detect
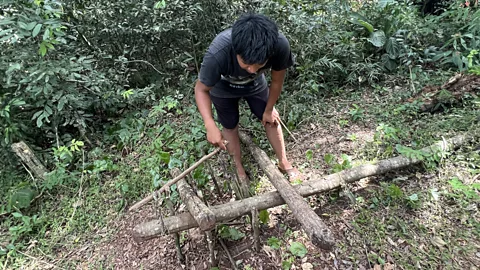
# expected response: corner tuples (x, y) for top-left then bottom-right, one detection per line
(222, 125), (239, 133)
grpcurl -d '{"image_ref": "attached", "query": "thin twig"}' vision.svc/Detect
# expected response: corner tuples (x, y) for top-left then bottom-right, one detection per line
(123, 60), (164, 76)
(21, 162), (36, 182)
(17, 251), (65, 270)
(278, 118), (298, 143)
(252, 207), (261, 251)
(219, 238), (238, 270)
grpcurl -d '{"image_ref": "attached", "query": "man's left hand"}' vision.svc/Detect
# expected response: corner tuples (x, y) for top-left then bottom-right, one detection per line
(262, 108), (280, 127)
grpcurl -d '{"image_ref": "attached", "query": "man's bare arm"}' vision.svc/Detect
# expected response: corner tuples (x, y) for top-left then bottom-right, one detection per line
(265, 69), (287, 113)
(194, 80), (215, 127)
(194, 80), (226, 149)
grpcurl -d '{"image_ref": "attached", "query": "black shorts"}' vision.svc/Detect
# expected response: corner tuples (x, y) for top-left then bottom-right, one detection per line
(210, 87), (269, 129)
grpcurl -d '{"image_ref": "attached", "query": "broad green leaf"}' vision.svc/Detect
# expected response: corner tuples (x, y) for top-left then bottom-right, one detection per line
(43, 28), (50, 41)
(368, 31), (386, 47)
(58, 96), (67, 111)
(32, 24), (42, 37)
(39, 43), (47, 56)
(36, 114), (44, 127)
(44, 105), (53, 115)
(358, 19), (374, 33)
(12, 212), (23, 218)
(9, 188), (36, 209)
(324, 154), (335, 165)
(158, 151), (170, 164)
(10, 98), (25, 106)
(386, 37), (401, 58)
(259, 209), (269, 224)
(227, 227), (245, 240)
(26, 22), (37, 31)
(289, 242), (308, 258)
(18, 21), (28, 29)
(32, 110), (43, 120)
(219, 226), (245, 241)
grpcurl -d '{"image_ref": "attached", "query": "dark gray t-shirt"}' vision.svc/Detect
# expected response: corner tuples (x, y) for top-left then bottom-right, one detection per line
(199, 28), (294, 98)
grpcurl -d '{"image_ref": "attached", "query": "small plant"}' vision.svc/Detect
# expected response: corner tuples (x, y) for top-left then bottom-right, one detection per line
(348, 133), (358, 141)
(218, 225), (245, 241)
(348, 104), (365, 122)
(447, 177), (480, 201)
(324, 153), (353, 173)
(305, 149), (314, 161)
(267, 237), (281, 250)
(289, 241), (308, 258)
(339, 119), (349, 127)
(374, 123), (399, 144)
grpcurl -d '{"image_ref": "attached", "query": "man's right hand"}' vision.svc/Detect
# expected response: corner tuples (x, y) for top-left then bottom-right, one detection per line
(206, 122), (226, 150)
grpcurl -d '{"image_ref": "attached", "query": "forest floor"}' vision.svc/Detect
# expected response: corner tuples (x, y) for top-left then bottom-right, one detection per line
(11, 73), (480, 270)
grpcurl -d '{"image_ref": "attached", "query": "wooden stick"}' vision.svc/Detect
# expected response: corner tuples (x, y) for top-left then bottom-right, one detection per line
(252, 207), (261, 251)
(239, 131), (335, 250)
(219, 238), (238, 270)
(128, 145), (225, 212)
(278, 118), (298, 143)
(205, 231), (217, 267)
(131, 129), (478, 241)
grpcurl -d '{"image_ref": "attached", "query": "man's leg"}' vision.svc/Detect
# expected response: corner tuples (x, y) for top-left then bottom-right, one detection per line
(245, 89), (296, 173)
(209, 94), (247, 179)
(264, 121), (293, 171)
(222, 126), (247, 179)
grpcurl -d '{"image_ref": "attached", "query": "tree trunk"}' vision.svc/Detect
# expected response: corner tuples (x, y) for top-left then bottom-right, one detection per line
(11, 141), (48, 181)
(132, 130), (478, 242)
(174, 168), (216, 231)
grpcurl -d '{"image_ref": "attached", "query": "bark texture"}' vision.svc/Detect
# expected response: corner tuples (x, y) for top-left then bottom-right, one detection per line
(11, 141), (48, 181)
(174, 168), (216, 231)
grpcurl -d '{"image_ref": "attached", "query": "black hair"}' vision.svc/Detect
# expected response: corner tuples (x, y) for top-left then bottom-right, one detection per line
(231, 13), (279, 65)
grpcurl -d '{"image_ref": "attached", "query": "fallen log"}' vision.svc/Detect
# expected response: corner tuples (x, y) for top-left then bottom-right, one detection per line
(175, 168), (216, 231)
(238, 131), (335, 250)
(132, 130), (478, 242)
(11, 141), (48, 181)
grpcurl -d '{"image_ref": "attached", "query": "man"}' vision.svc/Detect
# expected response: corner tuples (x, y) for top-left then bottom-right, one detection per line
(194, 13), (302, 182)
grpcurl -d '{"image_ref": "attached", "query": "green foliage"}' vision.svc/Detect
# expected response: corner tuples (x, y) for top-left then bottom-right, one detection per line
(348, 104), (365, 122)
(448, 177), (480, 201)
(267, 237), (281, 250)
(289, 242), (308, 258)
(324, 153), (353, 173)
(259, 209), (270, 224)
(218, 225), (245, 241)
(395, 144), (444, 169)
(428, 2), (480, 70)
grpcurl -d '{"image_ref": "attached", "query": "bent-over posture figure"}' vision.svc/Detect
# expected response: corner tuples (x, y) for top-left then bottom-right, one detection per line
(194, 13), (302, 182)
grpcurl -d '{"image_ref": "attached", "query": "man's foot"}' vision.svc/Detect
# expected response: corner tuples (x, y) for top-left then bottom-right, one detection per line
(278, 166), (305, 182)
